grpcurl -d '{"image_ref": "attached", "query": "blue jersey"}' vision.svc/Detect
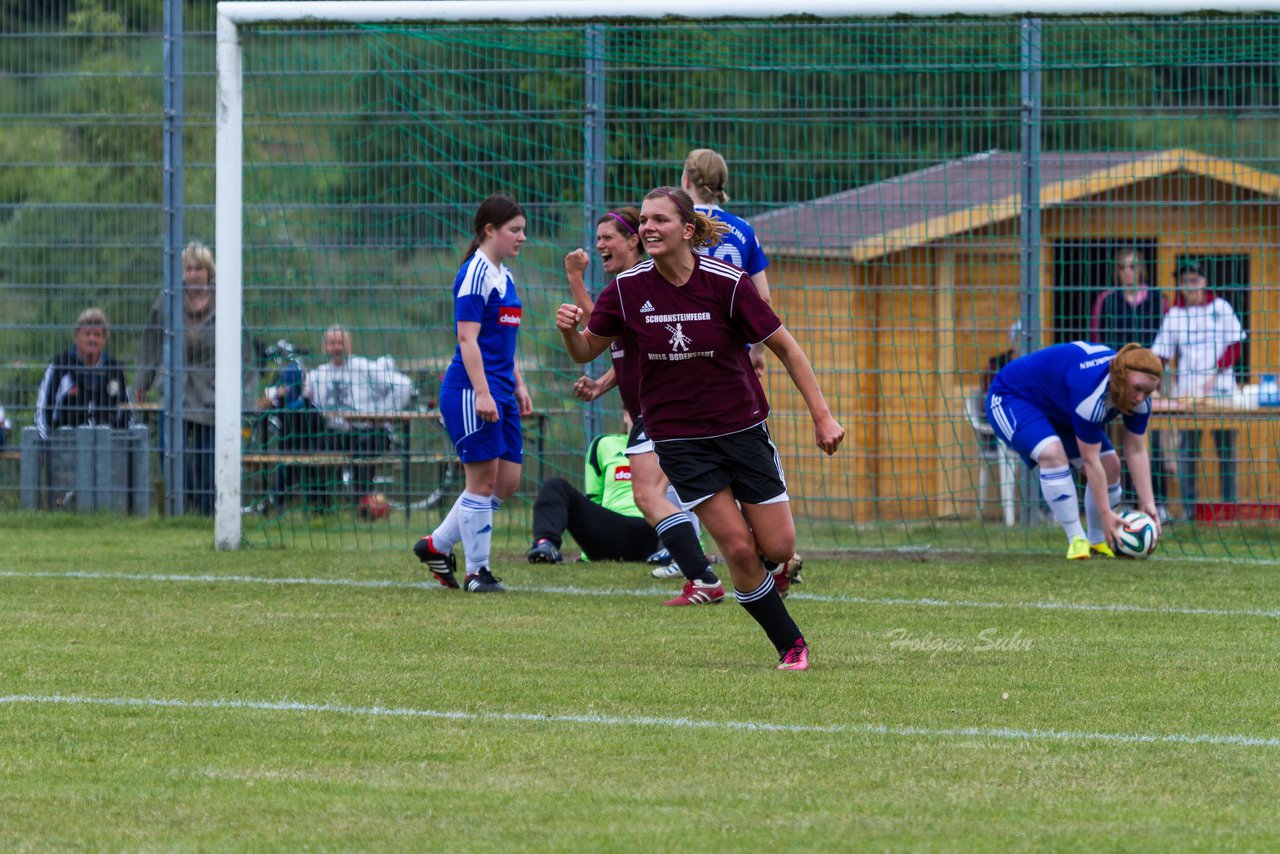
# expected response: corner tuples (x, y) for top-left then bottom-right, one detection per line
(989, 341), (1150, 444)
(442, 250), (522, 398)
(695, 204), (768, 276)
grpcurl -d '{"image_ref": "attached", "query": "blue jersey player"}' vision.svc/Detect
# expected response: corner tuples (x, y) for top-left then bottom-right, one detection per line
(986, 342), (1164, 559)
(414, 195), (533, 593)
(682, 148), (773, 376)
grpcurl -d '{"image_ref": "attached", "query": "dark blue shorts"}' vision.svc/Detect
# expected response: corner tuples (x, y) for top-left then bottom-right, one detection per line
(439, 385), (523, 464)
(986, 391), (1113, 467)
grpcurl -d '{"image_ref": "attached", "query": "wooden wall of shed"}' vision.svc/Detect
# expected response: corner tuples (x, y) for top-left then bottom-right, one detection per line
(765, 258), (877, 523)
(766, 173), (1279, 524)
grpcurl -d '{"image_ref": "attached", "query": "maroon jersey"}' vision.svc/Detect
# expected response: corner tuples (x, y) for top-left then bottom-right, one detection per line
(587, 255), (781, 441)
(607, 328), (641, 419)
(600, 269), (641, 418)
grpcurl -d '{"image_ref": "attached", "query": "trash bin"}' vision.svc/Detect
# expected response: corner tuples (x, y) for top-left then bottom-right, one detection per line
(19, 425), (150, 515)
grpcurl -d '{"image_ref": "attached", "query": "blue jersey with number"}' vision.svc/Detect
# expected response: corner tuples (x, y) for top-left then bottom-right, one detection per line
(989, 341), (1150, 443)
(694, 205), (768, 276)
(442, 250), (522, 398)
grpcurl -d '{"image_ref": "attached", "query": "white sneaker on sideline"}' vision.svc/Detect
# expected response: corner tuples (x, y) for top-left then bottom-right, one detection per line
(651, 561), (682, 579)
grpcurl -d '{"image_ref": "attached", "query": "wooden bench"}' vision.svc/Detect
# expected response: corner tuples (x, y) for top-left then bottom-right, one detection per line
(240, 452), (450, 467)
(240, 450), (456, 518)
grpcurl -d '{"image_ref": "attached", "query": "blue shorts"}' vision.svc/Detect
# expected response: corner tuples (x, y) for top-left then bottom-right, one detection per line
(439, 385), (523, 464)
(986, 392), (1113, 468)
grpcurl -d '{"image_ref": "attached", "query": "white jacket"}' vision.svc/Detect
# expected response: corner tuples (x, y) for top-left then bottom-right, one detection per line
(1151, 297), (1246, 399)
(305, 356), (414, 430)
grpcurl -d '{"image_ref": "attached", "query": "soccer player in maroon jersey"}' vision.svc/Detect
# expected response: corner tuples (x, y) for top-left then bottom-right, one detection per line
(557, 187), (844, 671)
(553, 206), (727, 605)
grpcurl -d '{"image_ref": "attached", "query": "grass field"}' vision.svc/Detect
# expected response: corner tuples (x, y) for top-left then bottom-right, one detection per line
(2, 515), (1278, 851)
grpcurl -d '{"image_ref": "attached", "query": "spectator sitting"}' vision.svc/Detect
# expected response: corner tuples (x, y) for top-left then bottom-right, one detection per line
(974, 320), (1023, 459)
(257, 339), (326, 510)
(35, 308), (134, 440)
(981, 320), (1022, 395)
(527, 430), (703, 566)
(304, 325), (414, 503)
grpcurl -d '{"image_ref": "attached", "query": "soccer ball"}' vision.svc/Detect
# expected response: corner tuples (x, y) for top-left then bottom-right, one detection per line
(358, 492), (391, 521)
(1115, 510), (1159, 559)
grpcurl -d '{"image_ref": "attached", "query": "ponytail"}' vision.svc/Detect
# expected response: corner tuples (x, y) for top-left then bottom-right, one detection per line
(683, 148), (730, 206)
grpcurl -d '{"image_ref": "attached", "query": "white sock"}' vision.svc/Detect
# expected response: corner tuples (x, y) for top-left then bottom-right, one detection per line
(491, 495), (503, 511)
(459, 490), (493, 575)
(1085, 480), (1125, 545)
(431, 494), (465, 553)
(1039, 465), (1084, 541)
(665, 484), (700, 540)
(1084, 487), (1105, 545)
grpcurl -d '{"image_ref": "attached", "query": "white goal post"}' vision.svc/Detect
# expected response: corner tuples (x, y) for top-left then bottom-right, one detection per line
(213, 0), (1272, 548)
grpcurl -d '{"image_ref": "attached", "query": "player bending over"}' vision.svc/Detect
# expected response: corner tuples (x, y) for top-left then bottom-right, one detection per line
(986, 341), (1163, 559)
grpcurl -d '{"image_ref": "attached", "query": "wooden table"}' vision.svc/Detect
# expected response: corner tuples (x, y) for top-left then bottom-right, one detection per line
(1148, 398), (1280, 508)
(1148, 398), (1279, 429)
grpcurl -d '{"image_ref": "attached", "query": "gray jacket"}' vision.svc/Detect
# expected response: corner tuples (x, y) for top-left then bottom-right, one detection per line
(135, 296), (256, 426)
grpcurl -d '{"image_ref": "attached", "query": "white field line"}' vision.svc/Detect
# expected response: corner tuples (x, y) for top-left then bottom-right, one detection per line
(1, 569), (1279, 619)
(832, 544), (1280, 569)
(0, 693), (1275, 749)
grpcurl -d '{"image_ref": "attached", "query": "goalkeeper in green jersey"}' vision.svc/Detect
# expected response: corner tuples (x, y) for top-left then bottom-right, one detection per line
(527, 432), (699, 565)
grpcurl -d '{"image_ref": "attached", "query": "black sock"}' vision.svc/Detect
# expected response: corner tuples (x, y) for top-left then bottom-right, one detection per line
(735, 574), (802, 654)
(655, 514), (717, 583)
(762, 557), (781, 574)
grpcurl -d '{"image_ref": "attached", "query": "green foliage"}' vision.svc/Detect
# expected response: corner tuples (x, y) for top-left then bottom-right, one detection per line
(0, 0), (165, 364)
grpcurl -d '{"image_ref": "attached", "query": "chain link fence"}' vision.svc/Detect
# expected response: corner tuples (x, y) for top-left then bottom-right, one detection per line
(3, 3), (1278, 556)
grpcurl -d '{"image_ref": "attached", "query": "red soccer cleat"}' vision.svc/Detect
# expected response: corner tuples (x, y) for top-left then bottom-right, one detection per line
(413, 535), (459, 589)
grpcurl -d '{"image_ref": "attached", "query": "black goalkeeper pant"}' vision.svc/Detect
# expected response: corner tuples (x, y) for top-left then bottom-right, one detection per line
(531, 477), (658, 561)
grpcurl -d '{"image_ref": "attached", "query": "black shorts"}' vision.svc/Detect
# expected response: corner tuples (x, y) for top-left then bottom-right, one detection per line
(654, 422), (788, 508)
(625, 416), (654, 455)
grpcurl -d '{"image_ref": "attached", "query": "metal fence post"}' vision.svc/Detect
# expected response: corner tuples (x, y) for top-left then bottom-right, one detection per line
(163, 0), (187, 515)
(1019, 16), (1043, 527)
(582, 23), (607, 442)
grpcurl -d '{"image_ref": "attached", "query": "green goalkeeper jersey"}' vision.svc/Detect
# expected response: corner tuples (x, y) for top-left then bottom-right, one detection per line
(584, 433), (642, 519)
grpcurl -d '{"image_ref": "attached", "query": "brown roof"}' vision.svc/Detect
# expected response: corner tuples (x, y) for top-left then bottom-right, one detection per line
(750, 148), (1280, 262)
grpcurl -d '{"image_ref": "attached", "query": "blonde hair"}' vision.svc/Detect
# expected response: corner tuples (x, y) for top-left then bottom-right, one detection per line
(683, 148), (730, 205)
(75, 307), (109, 333)
(182, 240), (216, 283)
(1109, 343), (1164, 412)
(643, 186), (728, 250)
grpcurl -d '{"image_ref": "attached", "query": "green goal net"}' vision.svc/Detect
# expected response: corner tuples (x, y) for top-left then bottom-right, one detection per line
(219, 11), (1280, 557)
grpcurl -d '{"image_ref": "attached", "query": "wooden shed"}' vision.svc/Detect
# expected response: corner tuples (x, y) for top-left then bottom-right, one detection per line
(751, 148), (1280, 523)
